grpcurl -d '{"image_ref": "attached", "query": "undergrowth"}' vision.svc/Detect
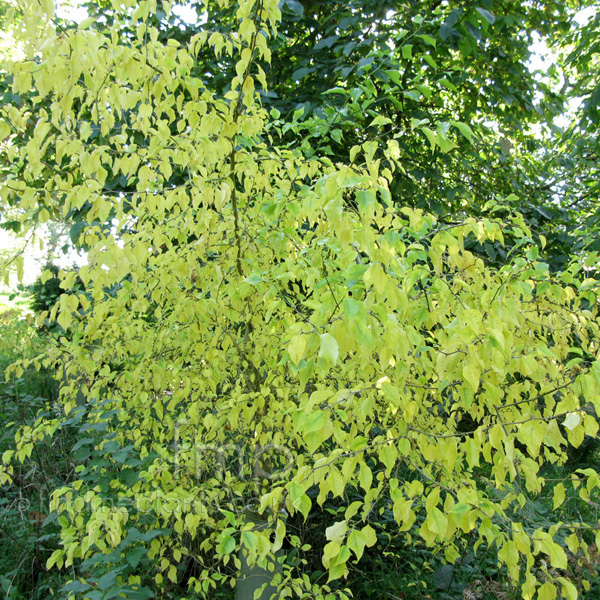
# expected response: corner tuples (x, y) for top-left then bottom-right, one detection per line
(1, 306), (600, 600)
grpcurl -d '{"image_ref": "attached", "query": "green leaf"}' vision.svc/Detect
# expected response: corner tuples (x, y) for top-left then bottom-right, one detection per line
(563, 413), (581, 431)
(552, 483), (566, 510)
(303, 410), (325, 434)
(349, 145), (361, 162)
(241, 531), (258, 553)
(289, 482), (311, 519)
(462, 362), (481, 392)
(361, 524), (377, 547)
(46, 549), (64, 569)
(404, 90), (422, 101)
(370, 115), (393, 127)
(288, 333), (308, 366)
(356, 189), (376, 214)
(244, 272), (262, 285)
(465, 22), (482, 41)
(219, 534), (236, 555)
(325, 520), (347, 542)
(358, 462), (372, 492)
(281, 0), (304, 17)
(292, 67), (313, 81)
(0, 121), (11, 139)
(538, 581), (557, 600)
(347, 529), (366, 560)
(428, 507), (448, 539)
(314, 35), (339, 50)
(423, 54), (437, 69)
(419, 34), (437, 48)
(97, 571), (118, 590)
(476, 7), (496, 25)
(319, 333), (339, 365)
(125, 547), (147, 568)
(451, 120), (473, 142)
(537, 532), (568, 569)
(379, 443), (398, 471)
(62, 581), (92, 594)
(422, 127), (437, 149)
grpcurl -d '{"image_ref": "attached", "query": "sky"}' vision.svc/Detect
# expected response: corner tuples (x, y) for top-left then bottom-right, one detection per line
(527, 5), (596, 132)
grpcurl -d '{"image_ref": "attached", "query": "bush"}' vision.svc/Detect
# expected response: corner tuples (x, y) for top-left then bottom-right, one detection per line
(0, 311), (65, 600)
(27, 264), (83, 334)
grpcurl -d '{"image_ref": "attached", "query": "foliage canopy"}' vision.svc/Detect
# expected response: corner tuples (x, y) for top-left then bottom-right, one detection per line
(1, 1), (600, 599)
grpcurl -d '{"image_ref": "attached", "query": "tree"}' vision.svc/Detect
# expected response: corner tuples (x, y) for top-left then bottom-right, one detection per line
(68, 0), (596, 267)
(541, 7), (600, 258)
(3, 0), (596, 267)
(1, 1), (600, 599)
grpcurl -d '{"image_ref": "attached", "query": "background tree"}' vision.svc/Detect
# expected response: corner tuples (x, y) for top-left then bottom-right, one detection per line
(2, 0), (598, 271)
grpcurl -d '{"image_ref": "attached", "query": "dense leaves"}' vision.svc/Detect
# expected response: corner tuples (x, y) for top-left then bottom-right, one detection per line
(0, 1), (599, 600)
(2, 0), (598, 267)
